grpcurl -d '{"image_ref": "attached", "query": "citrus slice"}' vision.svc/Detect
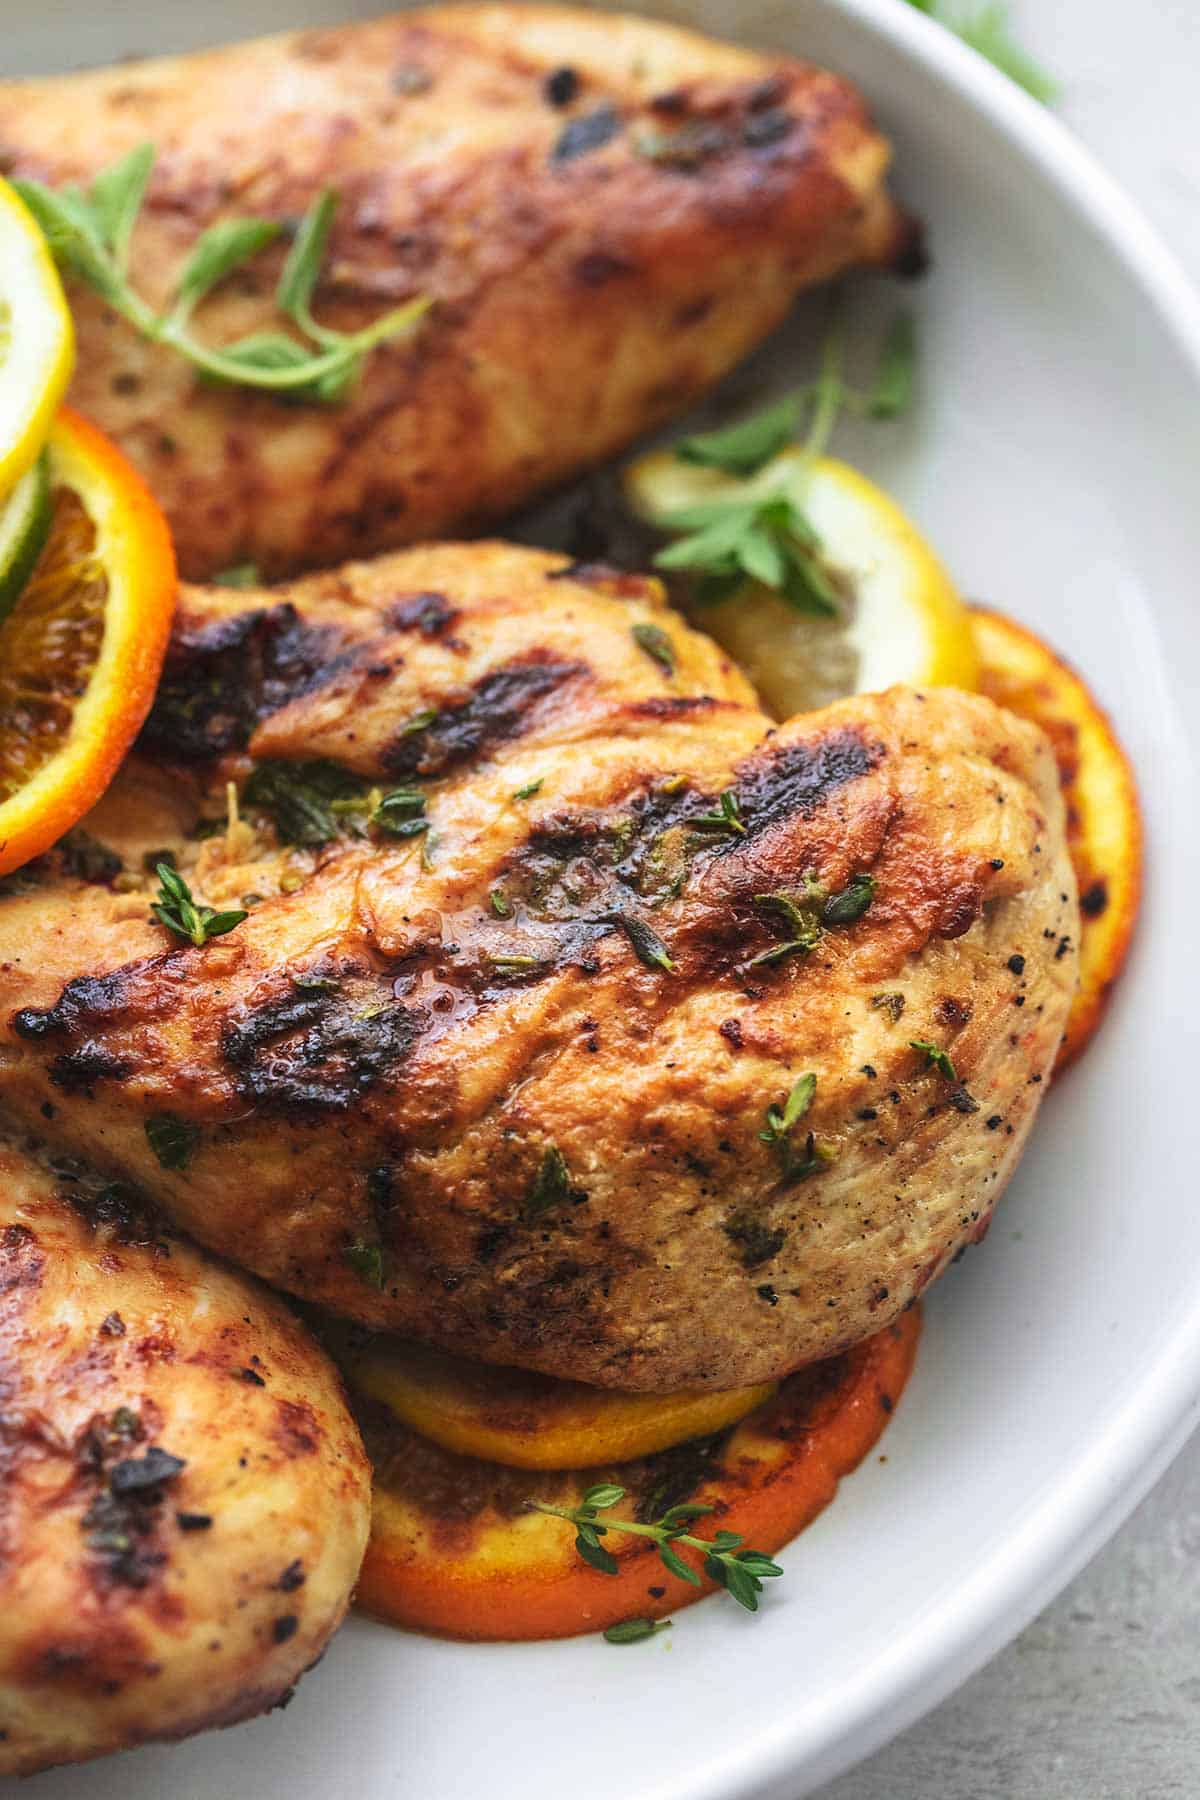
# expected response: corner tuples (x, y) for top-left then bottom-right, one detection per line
(0, 453), (52, 625)
(354, 1310), (919, 1641)
(0, 408), (176, 877)
(0, 177), (75, 496)
(971, 605), (1142, 1073)
(624, 447), (978, 717)
(339, 1335), (775, 1472)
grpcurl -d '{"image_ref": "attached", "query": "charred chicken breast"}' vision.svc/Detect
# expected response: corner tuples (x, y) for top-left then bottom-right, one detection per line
(0, 544), (1078, 1391)
(0, 5), (917, 579)
(0, 1130), (370, 1777)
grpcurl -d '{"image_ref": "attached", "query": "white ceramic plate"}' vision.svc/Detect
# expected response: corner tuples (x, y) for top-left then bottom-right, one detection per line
(16, 1), (1200, 1796)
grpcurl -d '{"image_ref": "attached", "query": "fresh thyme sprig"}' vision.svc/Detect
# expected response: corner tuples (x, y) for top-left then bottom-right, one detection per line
(693, 788), (746, 835)
(13, 144), (431, 403)
(655, 311), (916, 611)
(150, 863), (246, 947)
(910, 1038), (958, 1080)
(760, 1072), (835, 1182)
(530, 1484), (784, 1613)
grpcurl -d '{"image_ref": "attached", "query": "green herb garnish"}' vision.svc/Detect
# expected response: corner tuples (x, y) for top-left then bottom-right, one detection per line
(531, 1484), (784, 1612)
(489, 888), (513, 919)
(242, 759), (364, 846)
(150, 863), (246, 947)
(631, 621), (676, 676)
(617, 911), (676, 974)
(144, 1112), (200, 1171)
(905, 1), (1057, 103)
(822, 872), (877, 925)
(370, 787), (428, 838)
(603, 1617), (673, 1645)
(910, 1038), (958, 1081)
(512, 778), (544, 801)
(675, 394), (800, 477)
(524, 1145), (580, 1223)
(693, 788), (746, 836)
(14, 148), (431, 402)
(654, 486), (838, 617)
(749, 886), (825, 967)
(759, 1072), (833, 1182)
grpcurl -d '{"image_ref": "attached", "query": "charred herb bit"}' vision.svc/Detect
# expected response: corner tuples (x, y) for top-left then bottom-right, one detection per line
(242, 759), (366, 847)
(553, 104), (622, 162)
(524, 1144), (585, 1224)
(631, 621), (676, 676)
(871, 992), (906, 1023)
(692, 787), (746, 836)
(604, 1617), (672, 1645)
(512, 778), (544, 802)
(909, 1038), (957, 1081)
(723, 1213), (786, 1270)
(617, 911), (676, 974)
(144, 1112), (200, 1171)
(822, 872), (877, 926)
(151, 863), (246, 947)
(531, 1484), (784, 1613)
(370, 787), (429, 838)
(344, 1240), (387, 1289)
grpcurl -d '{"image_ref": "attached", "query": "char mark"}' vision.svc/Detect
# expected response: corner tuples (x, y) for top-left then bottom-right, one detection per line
(386, 591), (460, 637)
(49, 1047), (132, 1094)
(13, 964), (151, 1045)
(220, 983), (429, 1115)
(140, 604), (340, 761)
(734, 729), (881, 837)
(382, 653), (585, 778)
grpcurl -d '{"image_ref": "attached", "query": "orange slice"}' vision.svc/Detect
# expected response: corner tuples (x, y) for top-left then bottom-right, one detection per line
(972, 605), (1142, 1072)
(0, 408), (176, 876)
(354, 1310), (919, 1641)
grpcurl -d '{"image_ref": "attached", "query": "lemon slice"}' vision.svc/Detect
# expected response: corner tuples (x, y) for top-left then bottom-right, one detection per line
(0, 177), (75, 497)
(625, 447), (979, 718)
(338, 1334), (775, 1471)
(0, 453), (51, 625)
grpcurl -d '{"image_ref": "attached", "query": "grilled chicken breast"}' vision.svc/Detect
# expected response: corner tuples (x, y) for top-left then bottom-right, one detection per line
(0, 1131), (370, 1776)
(0, 5), (917, 580)
(0, 544), (1078, 1391)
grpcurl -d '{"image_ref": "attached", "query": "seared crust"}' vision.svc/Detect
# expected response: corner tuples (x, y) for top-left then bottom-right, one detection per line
(0, 1133), (370, 1776)
(0, 544), (1077, 1390)
(0, 5), (914, 578)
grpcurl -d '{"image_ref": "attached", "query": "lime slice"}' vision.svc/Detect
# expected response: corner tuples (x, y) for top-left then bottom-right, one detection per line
(0, 177), (75, 495)
(625, 446), (979, 718)
(0, 452), (51, 625)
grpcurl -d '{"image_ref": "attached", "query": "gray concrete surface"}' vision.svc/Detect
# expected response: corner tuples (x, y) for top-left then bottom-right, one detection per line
(819, 2), (1200, 1791)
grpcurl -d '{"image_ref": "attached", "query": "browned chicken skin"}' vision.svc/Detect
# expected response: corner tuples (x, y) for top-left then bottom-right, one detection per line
(0, 1130), (370, 1776)
(0, 5), (916, 579)
(0, 544), (1078, 1391)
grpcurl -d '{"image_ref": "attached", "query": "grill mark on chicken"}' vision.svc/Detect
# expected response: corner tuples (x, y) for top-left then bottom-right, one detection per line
(220, 983), (431, 1116)
(733, 729), (882, 836)
(141, 605), (341, 761)
(381, 652), (587, 776)
(386, 591), (460, 637)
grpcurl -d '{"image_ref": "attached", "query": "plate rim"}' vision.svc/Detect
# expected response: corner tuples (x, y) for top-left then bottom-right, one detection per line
(677, 3), (1200, 1794)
